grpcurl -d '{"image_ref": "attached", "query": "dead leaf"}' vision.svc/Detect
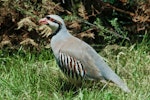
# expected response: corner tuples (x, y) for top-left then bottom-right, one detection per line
(17, 17), (37, 31)
(0, 40), (12, 48)
(137, 26), (145, 32)
(39, 25), (52, 37)
(68, 21), (81, 30)
(78, 2), (88, 20)
(133, 15), (149, 23)
(20, 38), (38, 48)
(75, 28), (95, 39)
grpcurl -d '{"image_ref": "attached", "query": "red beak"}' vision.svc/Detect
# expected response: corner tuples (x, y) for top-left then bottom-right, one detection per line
(39, 18), (48, 25)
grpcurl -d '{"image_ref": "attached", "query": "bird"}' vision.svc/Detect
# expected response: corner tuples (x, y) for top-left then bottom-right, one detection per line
(39, 14), (130, 92)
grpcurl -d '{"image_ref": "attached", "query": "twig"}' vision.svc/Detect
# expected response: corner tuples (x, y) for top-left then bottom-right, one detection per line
(105, 3), (150, 22)
(80, 19), (130, 40)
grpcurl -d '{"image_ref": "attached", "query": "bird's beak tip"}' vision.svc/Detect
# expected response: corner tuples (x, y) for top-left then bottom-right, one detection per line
(39, 18), (48, 25)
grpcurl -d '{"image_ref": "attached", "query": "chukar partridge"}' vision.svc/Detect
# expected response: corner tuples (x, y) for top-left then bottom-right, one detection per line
(39, 15), (130, 92)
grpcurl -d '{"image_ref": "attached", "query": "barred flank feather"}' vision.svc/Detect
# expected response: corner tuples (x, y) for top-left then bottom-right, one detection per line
(58, 52), (85, 80)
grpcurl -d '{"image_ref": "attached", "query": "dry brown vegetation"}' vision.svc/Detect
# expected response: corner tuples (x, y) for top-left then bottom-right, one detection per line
(0, 0), (150, 50)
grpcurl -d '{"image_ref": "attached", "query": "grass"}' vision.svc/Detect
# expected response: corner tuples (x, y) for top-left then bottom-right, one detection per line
(0, 39), (150, 100)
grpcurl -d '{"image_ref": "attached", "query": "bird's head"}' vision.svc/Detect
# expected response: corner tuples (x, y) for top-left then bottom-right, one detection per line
(39, 15), (65, 34)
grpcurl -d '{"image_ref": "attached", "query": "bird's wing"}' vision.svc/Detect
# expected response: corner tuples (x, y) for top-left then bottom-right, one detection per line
(53, 36), (103, 80)
(53, 36), (130, 92)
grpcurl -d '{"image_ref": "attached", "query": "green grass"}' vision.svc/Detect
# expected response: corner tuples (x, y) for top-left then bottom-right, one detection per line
(0, 40), (150, 100)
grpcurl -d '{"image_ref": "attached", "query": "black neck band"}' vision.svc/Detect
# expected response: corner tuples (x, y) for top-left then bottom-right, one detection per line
(51, 24), (62, 37)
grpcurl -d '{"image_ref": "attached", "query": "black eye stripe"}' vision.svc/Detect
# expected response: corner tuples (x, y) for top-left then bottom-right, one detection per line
(46, 16), (62, 25)
(46, 16), (55, 22)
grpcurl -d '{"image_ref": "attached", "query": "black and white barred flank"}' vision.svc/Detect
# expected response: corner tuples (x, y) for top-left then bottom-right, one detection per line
(58, 52), (86, 80)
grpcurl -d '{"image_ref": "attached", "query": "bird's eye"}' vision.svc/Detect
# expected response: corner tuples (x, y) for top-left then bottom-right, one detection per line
(46, 16), (51, 20)
(46, 16), (55, 22)
(46, 15), (62, 25)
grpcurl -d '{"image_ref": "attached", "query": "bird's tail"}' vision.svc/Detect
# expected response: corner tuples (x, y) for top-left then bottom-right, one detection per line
(97, 57), (130, 92)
